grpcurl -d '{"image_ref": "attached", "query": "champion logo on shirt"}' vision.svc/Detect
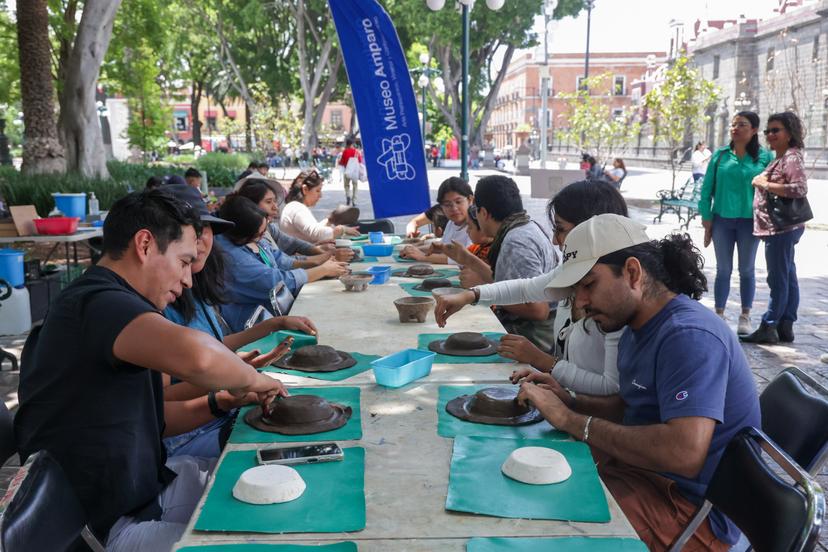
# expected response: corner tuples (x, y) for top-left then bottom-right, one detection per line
(675, 390), (689, 401)
(631, 379), (647, 390)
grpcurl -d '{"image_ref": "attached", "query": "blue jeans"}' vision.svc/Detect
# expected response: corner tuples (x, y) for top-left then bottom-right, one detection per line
(163, 412), (234, 458)
(711, 216), (759, 310)
(762, 226), (805, 326)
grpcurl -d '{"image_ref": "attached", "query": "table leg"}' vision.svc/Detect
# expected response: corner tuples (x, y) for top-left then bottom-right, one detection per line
(42, 243), (61, 264)
(73, 243), (78, 265)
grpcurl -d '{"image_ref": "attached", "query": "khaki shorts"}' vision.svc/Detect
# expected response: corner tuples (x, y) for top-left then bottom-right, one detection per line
(593, 448), (730, 552)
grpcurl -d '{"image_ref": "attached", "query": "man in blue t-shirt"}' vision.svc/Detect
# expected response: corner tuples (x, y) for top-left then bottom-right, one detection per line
(516, 214), (760, 551)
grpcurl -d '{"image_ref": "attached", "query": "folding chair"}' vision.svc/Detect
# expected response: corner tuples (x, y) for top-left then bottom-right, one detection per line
(669, 427), (824, 552)
(761, 366), (828, 474)
(0, 451), (105, 551)
(357, 219), (396, 234)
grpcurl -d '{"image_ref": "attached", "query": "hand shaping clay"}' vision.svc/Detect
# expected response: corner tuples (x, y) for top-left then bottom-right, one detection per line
(232, 464), (306, 504)
(501, 446), (572, 485)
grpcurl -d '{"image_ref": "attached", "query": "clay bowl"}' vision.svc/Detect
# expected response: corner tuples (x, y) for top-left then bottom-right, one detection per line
(340, 273), (372, 292)
(407, 264), (435, 277)
(431, 287), (467, 300)
(393, 296), (435, 323)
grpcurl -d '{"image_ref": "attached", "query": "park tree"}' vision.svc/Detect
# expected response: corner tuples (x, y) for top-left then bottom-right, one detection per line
(642, 54), (719, 191)
(55, 0), (123, 178)
(555, 73), (641, 168)
(386, 0), (585, 148)
(16, 0), (66, 174)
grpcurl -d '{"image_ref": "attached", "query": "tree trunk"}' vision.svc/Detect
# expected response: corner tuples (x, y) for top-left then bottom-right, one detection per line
(17, 0), (66, 174)
(191, 79), (203, 149)
(58, 0), (122, 178)
(245, 102), (253, 152)
(470, 45), (515, 147)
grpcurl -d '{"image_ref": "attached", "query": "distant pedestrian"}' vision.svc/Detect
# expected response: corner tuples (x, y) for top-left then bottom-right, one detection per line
(699, 111), (773, 335)
(691, 142), (712, 182)
(741, 111), (811, 345)
(338, 137), (363, 206)
(603, 158), (626, 189)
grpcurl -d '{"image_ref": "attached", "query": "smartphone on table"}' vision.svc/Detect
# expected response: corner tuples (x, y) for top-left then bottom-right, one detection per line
(256, 443), (344, 466)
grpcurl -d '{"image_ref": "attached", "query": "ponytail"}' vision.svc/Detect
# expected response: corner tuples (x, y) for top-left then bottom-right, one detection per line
(598, 233), (708, 300)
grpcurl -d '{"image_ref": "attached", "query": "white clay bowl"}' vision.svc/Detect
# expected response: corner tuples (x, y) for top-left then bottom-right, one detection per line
(335, 239), (352, 247)
(232, 464), (306, 504)
(501, 446), (572, 485)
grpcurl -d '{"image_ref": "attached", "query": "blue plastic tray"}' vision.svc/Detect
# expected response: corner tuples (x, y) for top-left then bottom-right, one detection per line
(365, 265), (391, 284)
(361, 244), (394, 256)
(371, 348), (435, 388)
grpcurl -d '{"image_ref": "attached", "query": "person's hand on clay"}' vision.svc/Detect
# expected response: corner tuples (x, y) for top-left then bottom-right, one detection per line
(400, 244), (427, 261)
(216, 390), (259, 410)
(333, 247), (355, 262)
(517, 381), (572, 427)
(499, 334), (555, 370)
(428, 240), (470, 264)
(238, 335), (295, 368)
(322, 259), (350, 278)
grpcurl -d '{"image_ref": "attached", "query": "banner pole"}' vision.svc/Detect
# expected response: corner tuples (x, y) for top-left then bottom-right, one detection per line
(461, 3), (470, 182)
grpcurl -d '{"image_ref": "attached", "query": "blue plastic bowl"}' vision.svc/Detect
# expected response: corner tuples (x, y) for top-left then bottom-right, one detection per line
(362, 243), (394, 257)
(365, 265), (391, 284)
(368, 231), (385, 244)
(371, 349), (436, 388)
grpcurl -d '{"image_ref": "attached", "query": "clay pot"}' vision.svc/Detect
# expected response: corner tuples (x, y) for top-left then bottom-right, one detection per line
(245, 394), (352, 435)
(340, 273), (372, 292)
(273, 345), (357, 372)
(407, 264), (435, 277)
(416, 277), (452, 291)
(446, 387), (544, 426)
(393, 296), (435, 323)
(431, 287), (466, 299)
(428, 331), (498, 356)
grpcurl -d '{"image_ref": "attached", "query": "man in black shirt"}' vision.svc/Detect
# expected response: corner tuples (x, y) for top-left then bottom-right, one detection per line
(15, 189), (288, 550)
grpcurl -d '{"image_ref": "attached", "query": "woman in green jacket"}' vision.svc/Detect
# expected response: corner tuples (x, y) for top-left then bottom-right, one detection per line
(698, 111), (773, 335)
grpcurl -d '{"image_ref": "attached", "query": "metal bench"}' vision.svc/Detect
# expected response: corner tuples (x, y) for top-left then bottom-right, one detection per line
(654, 177), (704, 228)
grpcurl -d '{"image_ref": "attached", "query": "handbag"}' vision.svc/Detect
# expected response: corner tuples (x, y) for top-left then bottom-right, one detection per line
(765, 191), (813, 229)
(358, 161), (367, 182)
(344, 156), (361, 181)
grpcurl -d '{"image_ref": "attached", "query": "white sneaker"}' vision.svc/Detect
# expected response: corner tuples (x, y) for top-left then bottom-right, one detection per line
(738, 314), (752, 335)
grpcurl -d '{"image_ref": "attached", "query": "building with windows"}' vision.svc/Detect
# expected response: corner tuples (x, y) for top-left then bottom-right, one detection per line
(485, 49), (665, 155)
(688, 0), (828, 164)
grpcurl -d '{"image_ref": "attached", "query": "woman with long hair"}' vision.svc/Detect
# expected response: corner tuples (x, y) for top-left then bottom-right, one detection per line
(698, 111), (773, 335)
(603, 158), (627, 189)
(236, 179), (353, 263)
(217, 195), (348, 332)
(741, 111), (810, 344)
(279, 170), (360, 242)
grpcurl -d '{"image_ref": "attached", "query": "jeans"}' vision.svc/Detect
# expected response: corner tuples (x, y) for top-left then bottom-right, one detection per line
(163, 414), (233, 459)
(711, 216), (759, 310)
(762, 226), (804, 326)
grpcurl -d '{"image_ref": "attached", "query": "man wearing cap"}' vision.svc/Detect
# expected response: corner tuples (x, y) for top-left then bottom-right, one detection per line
(435, 214), (760, 551)
(15, 188), (289, 550)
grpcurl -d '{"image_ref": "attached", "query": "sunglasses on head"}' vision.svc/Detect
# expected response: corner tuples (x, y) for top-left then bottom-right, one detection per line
(763, 127), (784, 136)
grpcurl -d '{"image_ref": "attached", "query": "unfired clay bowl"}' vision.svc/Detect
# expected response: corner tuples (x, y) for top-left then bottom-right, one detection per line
(340, 273), (372, 292)
(393, 296), (435, 323)
(501, 446), (572, 485)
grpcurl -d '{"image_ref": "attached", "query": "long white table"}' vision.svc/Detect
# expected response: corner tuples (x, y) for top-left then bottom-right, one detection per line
(176, 260), (638, 550)
(0, 227), (102, 266)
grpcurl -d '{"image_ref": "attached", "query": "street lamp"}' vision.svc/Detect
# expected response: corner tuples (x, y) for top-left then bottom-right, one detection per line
(539, 0), (558, 168)
(734, 92), (753, 109)
(427, 0), (506, 181)
(583, 0), (595, 90)
(411, 52), (444, 151)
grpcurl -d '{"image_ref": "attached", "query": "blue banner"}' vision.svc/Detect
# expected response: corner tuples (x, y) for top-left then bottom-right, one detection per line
(328, 0), (431, 219)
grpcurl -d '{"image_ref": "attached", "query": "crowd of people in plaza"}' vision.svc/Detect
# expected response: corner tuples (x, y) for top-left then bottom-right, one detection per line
(9, 109), (812, 551)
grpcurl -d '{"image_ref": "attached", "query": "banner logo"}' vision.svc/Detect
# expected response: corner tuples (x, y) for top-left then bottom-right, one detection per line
(378, 134), (415, 180)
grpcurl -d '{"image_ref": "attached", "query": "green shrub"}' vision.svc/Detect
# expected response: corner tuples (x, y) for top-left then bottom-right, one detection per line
(195, 151), (250, 171)
(0, 170), (130, 216)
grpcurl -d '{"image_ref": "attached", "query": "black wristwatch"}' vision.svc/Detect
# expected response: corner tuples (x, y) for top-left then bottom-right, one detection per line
(471, 287), (481, 305)
(207, 391), (229, 418)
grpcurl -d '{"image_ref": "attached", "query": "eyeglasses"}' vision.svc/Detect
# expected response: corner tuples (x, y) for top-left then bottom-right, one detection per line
(439, 197), (468, 211)
(730, 122), (751, 129)
(763, 127), (784, 136)
(467, 204), (478, 222)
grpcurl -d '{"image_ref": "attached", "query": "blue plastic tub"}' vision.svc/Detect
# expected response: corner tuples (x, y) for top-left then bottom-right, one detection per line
(52, 193), (87, 220)
(362, 243), (394, 257)
(371, 349), (436, 388)
(368, 231), (385, 244)
(0, 249), (25, 288)
(365, 265), (391, 284)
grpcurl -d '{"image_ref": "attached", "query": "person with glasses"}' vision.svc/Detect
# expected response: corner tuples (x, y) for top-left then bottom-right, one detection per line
(741, 112), (809, 345)
(400, 177), (474, 264)
(280, 170), (361, 243)
(698, 111), (773, 335)
(405, 203), (449, 239)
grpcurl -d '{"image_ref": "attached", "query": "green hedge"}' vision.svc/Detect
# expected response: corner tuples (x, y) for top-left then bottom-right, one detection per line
(0, 156), (250, 216)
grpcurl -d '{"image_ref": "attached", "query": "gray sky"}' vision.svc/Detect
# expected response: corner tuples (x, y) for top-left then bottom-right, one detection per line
(540, 0), (782, 54)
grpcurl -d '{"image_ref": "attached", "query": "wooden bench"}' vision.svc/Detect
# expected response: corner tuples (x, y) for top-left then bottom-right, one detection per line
(653, 178), (704, 229)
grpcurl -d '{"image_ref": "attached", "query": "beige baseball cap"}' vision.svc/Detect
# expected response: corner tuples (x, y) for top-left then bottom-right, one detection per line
(545, 214), (650, 292)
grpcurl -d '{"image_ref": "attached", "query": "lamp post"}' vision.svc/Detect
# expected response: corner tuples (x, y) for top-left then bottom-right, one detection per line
(583, 0), (595, 90)
(539, 0), (558, 168)
(426, 0), (506, 181)
(411, 52), (445, 151)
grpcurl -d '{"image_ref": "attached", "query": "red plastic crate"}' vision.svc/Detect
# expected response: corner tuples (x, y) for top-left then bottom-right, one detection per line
(34, 217), (80, 235)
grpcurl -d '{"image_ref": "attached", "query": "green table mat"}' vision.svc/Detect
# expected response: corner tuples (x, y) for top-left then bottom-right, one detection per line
(467, 537), (647, 552)
(347, 233), (369, 241)
(417, 332), (513, 364)
(446, 436), (610, 522)
(350, 255), (379, 264)
(398, 281), (461, 298)
(437, 385), (568, 440)
(239, 330), (317, 354)
(229, 386), (362, 444)
(262, 352), (379, 382)
(392, 253), (416, 263)
(194, 448), (365, 533)
(179, 544), (357, 552)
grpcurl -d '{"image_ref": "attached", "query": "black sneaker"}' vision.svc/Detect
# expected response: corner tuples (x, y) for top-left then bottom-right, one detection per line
(739, 322), (779, 345)
(778, 320), (794, 343)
